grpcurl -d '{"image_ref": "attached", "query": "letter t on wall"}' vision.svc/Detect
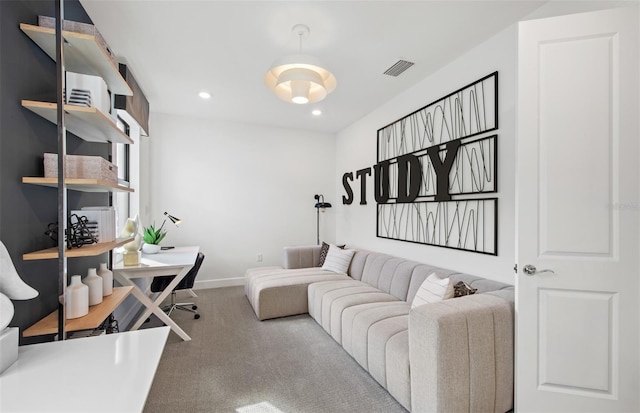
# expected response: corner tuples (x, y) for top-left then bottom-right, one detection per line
(355, 168), (372, 205)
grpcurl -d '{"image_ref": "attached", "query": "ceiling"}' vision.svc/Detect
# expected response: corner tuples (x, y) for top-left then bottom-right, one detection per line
(79, 0), (547, 134)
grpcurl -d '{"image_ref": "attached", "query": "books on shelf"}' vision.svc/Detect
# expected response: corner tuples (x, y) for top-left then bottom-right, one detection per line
(71, 206), (115, 243)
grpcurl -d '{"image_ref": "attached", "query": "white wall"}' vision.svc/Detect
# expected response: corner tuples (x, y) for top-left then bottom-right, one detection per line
(148, 113), (336, 288)
(140, 2), (630, 290)
(334, 1), (633, 285)
(335, 25), (518, 284)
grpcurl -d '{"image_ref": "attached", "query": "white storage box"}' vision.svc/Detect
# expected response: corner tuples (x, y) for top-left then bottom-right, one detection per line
(66, 72), (111, 117)
(44, 153), (117, 184)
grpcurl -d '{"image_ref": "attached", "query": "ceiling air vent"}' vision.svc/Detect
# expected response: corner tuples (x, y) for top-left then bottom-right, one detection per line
(383, 59), (415, 77)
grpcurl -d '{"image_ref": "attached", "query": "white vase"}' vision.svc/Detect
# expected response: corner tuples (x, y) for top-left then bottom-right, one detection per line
(97, 263), (113, 296)
(66, 275), (89, 319)
(142, 243), (161, 254)
(83, 268), (103, 306)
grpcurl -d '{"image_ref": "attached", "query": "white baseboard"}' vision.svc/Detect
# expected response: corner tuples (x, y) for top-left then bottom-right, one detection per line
(194, 277), (244, 290)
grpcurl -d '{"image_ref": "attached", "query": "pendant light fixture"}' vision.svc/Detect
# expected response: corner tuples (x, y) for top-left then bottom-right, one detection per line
(264, 24), (337, 105)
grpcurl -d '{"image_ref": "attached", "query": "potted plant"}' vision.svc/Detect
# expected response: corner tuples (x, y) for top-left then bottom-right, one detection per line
(142, 222), (167, 254)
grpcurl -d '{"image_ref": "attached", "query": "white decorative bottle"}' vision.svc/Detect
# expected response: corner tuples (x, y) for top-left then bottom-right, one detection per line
(66, 275), (89, 319)
(83, 268), (103, 306)
(97, 263), (113, 296)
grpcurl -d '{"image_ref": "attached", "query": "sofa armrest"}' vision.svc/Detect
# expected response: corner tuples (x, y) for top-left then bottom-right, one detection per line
(409, 292), (514, 413)
(282, 245), (322, 269)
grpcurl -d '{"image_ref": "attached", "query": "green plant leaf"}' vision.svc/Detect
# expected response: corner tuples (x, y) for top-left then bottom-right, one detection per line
(142, 221), (168, 245)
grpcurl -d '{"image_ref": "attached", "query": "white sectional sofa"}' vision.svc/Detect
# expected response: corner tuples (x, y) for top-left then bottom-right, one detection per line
(245, 245), (514, 412)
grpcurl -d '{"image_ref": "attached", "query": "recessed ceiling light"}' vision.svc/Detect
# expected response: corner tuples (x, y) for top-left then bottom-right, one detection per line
(198, 91), (211, 99)
(312, 109), (322, 116)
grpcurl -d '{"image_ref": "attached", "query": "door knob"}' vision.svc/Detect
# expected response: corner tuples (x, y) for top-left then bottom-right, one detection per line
(523, 264), (556, 276)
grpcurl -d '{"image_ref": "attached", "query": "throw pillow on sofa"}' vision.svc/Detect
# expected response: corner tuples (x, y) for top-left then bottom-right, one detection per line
(318, 242), (346, 266)
(453, 280), (477, 297)
(411, 273), (454, 308)
(321, 244), (355, 274)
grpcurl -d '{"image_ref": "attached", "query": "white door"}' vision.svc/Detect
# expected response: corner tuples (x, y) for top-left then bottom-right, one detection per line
(517, 6), (639, 412)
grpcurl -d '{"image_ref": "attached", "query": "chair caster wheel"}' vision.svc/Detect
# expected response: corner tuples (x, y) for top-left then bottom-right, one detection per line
(192, 305), (198, 310)
(194, 314), (200, 319)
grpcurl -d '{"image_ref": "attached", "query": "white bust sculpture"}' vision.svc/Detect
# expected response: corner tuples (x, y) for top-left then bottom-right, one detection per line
(0, 241), (38, 331)
(120, 214), (142, 252)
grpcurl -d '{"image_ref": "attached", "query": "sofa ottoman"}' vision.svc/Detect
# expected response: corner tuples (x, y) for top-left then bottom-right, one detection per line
(245, 265), (349, 321)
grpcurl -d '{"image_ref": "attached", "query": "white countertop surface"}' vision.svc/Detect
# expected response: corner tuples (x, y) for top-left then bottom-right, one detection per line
(113, 246), (200, 271)
(0, 326), (170, 412)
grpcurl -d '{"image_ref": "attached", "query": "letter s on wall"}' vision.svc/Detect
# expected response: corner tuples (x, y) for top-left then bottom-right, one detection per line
(342, 172), (354, 205)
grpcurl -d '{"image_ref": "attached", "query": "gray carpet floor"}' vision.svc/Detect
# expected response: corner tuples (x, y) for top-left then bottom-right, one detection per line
(142, 286), (408, 413)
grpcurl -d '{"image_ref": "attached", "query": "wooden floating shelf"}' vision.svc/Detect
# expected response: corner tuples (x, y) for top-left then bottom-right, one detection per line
(22, 177), (134, 193)
(20, 23), (132, 96)
(23, 238), (134, 261)
(22, 100), (133, 145)
(22, 286), (133, 337)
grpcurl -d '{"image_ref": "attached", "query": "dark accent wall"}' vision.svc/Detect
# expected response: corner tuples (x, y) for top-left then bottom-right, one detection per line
(1, 0), (111, 344)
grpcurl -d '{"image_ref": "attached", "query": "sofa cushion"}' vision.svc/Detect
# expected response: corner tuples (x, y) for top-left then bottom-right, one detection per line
(347, 250), (371, 280)
(386, 330), (411, 411)
(322, 287), (399, 342)
(308, 280), (363, 321)
(244, 266), (283, 297)
(282, 245), (321, 269)
(245, 267), (350, 320)
(367, 315), (409, 388)
(340, 301), (407, 357)
(379, 260), (421, 301)
(360, 253), (395, 287)
(344, 302), (410, 367)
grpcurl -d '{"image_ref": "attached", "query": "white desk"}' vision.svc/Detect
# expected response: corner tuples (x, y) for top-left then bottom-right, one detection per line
(113, 246), (200, 341)
(0, 327), (169, 412)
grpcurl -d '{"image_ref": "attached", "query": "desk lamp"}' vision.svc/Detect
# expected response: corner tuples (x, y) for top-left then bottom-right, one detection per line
(164, 212), (182, 226)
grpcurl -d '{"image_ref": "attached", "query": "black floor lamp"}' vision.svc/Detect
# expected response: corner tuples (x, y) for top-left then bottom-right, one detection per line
(314, 194), (332, 245)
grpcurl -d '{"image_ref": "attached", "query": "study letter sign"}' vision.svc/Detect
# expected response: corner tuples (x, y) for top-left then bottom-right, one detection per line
(374, 72), (499, 255)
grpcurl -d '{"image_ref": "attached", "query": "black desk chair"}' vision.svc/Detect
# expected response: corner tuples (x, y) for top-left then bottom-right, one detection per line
(151, 252), (205, 319)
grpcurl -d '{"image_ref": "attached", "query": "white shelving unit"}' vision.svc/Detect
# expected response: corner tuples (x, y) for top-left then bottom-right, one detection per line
(21, 14), (135, 338)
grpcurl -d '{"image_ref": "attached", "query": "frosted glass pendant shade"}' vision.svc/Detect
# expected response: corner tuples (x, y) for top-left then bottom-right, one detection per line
(265, 54), (336, 104)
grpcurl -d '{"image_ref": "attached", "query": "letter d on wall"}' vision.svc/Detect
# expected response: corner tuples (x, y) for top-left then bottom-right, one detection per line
(397, 154), (421, 202)
(374, 160), (390, 203)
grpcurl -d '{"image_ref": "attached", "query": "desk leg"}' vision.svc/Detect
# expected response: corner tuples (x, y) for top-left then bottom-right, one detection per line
(114, 267), (193, 341)
(130, 266), (192, 330)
